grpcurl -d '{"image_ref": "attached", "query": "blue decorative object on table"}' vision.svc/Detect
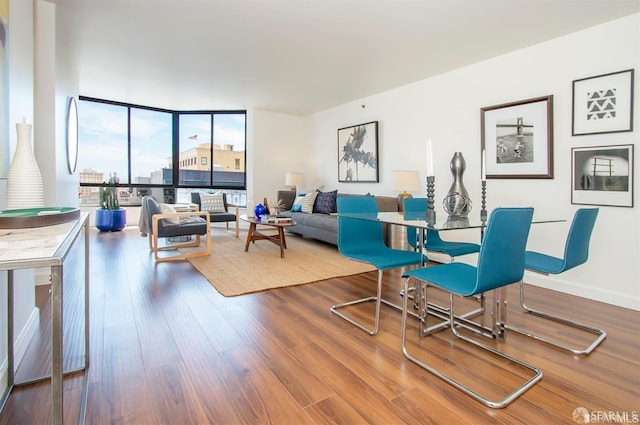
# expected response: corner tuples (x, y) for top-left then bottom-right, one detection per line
(254, 203), (267, 218)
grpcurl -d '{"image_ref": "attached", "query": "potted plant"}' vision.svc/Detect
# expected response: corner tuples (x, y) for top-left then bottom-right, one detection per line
(95, 173), (127, 231)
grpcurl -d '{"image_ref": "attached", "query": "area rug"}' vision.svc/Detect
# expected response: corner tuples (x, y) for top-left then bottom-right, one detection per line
(184, 229), (375, 296)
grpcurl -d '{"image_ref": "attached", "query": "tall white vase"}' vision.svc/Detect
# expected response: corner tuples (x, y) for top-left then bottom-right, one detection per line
(6, 122), (45, 209)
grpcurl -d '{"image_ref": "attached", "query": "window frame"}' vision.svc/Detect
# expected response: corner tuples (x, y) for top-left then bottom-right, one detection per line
(78, 97), (247, 196)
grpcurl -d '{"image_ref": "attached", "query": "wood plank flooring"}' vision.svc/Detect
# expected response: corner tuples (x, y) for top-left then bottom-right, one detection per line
(1, 226), (639, 424)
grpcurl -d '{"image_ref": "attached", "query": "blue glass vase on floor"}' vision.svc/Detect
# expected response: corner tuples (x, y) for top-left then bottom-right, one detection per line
(95, 208), (126, 232)
(95, 173), (126, 231)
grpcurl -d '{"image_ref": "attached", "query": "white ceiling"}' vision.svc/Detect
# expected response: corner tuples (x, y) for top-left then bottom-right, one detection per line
(51, 0), (640, 116)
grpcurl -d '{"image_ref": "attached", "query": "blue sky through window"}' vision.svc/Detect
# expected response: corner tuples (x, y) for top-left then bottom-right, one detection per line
(79, 100), (246, 185)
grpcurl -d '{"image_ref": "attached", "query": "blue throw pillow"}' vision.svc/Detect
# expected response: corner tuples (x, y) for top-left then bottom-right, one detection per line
(291, 195), (304, 212)
(313, 190), (338, 214)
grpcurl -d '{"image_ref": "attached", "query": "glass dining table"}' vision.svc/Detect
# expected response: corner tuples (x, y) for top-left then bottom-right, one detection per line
(338, 210), (565, 339)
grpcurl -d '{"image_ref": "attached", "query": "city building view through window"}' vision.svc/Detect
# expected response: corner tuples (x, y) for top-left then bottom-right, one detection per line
(78, 98), (247, 207)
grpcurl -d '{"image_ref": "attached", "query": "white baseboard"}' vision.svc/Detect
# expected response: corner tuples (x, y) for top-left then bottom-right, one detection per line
(416, 257), (638, 311)
(525, 272), (640, 311)
(409, 258), (639, 311)
(0, 306), (40, 392)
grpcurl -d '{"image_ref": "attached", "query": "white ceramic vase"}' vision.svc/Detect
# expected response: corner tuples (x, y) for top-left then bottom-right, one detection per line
(6, 122), (45, 209)
(246, 199), (255, 217)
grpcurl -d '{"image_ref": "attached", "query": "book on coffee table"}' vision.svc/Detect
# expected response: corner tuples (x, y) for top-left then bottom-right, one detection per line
(266, 216), (292, 224)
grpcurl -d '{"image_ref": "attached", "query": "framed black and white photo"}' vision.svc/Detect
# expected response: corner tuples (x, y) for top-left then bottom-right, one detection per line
(337, 121), (379, 182)
(572, 144), (634, 207)
(481, 95), (554, 179)
(572, 69), (634, 136)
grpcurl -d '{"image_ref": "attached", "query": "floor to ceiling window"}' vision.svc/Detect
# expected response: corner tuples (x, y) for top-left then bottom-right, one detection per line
(130, 107), (173, 186)
(179, 113), (213, 186)
(78, 97), (247, 207)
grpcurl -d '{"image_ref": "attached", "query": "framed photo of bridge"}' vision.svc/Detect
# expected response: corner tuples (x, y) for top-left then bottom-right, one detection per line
(572, 144), (634, 207)
(572, 69), (634, 136)
(481, 95), (554, 179)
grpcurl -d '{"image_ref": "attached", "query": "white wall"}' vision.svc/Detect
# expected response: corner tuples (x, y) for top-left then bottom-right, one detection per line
(0, 0), (39, 397)
(305, 14), (640, 310)
(248, 108), (306, 206)
(53, 2), (80, 207)
(35, 0), (79, 208)
(1, 0), (81, 395)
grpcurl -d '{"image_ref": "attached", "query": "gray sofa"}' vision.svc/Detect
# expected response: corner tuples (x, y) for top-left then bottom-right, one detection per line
(276, 190), (398, 245)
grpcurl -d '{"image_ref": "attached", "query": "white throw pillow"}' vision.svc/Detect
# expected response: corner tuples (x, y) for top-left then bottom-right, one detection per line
(301, 192), (318, 214)
(158, 203), (179, 224)
(296, 184), (325, 197)
(200, 192), (226, 213)
(291, 195), (305, 212)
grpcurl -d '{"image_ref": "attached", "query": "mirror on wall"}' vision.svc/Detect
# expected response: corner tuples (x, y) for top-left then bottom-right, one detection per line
(66, 97), (78, 174)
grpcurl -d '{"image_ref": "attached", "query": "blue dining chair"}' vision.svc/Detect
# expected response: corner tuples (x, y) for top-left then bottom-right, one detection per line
(332, 196), (427, 335)
(404, 197), (480, 260)
(401, 207), (542, 409)
(503, 208), (606, 355)
(403, 197), (483, 334)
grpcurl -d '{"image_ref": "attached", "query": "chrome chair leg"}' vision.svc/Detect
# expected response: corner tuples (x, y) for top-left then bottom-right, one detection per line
(331, 270), (422, 335)
(401, 278), (543, 409)
(398, 231), (487, 335)
(330, 270), (384, 335)
(403, 276), (488, 337)
(502, 281), (607, 355)
(417, 281), (492, 338)
(400, 280), (489, 338)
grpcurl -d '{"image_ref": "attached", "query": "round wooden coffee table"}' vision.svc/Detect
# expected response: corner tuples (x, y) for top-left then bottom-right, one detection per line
(240, 214), (296, 258)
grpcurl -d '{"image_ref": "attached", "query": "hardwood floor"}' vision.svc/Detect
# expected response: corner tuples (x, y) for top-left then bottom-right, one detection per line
(1, 227), (639, 424)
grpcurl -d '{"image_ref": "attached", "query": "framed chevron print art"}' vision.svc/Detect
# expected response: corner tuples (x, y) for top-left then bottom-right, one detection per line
(572, 69), (634, 136)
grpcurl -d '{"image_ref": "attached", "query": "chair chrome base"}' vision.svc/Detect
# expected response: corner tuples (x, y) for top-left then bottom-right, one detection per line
(406, 283), (489, 337)
(401, 278), (543, 409)
(502, 282), (607, 355)
(399, 243), (486, 336)
(330, 269), (421, 335)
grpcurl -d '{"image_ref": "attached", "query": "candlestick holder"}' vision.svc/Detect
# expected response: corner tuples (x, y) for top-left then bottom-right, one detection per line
(480, 180), (487, 234)
(426, 176), (436, 225)
(480, 180), (487, 223)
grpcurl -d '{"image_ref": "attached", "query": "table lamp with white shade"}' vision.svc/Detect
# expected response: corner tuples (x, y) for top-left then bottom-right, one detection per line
(392, 170), (421, 212)
(285, 172), (305, 192)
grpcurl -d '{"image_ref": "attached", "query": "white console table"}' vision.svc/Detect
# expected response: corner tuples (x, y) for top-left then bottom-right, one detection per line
(0, 212), (90, 425)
